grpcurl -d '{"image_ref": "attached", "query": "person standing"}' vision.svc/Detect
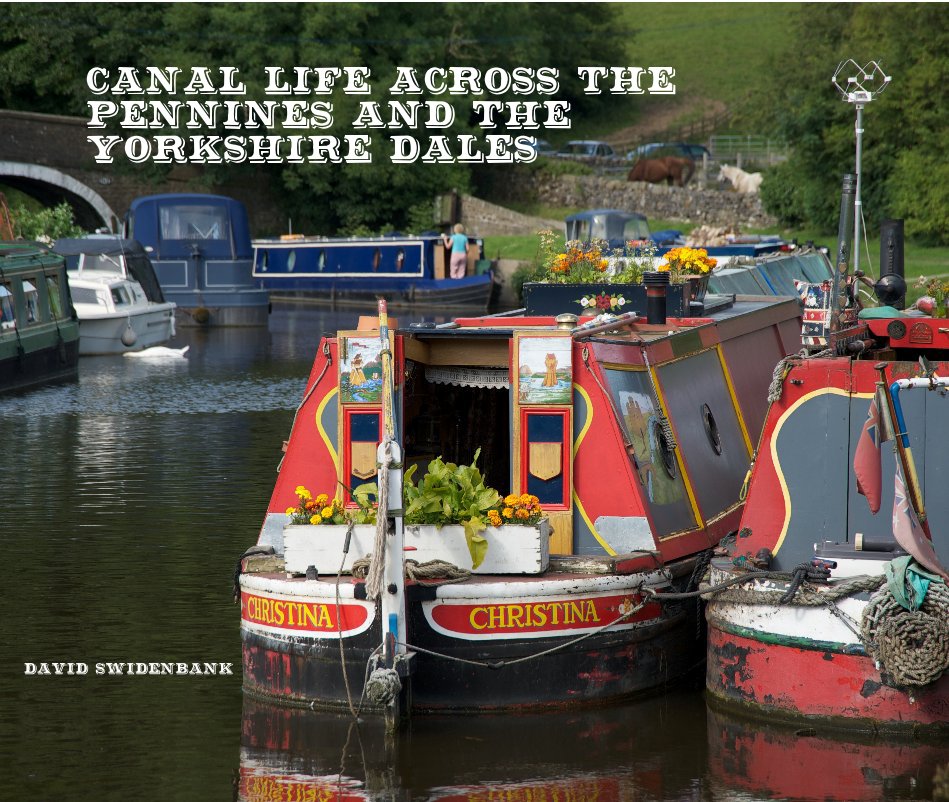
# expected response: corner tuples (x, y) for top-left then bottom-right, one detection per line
(443, 223), (469, 279)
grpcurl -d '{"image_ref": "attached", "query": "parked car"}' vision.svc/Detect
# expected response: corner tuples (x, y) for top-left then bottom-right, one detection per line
(526, 138), (557, 157)
(557, 140), (617, 159)
(626, 142), (711, 161)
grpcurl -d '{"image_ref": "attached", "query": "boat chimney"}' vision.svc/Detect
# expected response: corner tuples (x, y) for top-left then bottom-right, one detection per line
(642, 271), (669, 325)
(879, 219), (905, 308)
(828, 173), (856, 334)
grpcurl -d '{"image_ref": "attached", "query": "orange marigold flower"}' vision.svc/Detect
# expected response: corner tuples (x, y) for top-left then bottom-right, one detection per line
(515, 508), (530, 520)
(504, 494), (519, 507)
(502, 507), (514, 519)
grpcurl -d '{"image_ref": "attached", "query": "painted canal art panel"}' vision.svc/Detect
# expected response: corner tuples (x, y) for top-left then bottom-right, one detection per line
(339, 336), (385, 403)
(515, 334), (572, 405)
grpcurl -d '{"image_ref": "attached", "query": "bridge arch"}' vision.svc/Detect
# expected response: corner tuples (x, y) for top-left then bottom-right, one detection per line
(0, 161), (118, 232)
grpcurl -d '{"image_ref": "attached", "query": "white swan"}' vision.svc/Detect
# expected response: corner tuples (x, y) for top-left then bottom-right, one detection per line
(123, 345), (190, 359)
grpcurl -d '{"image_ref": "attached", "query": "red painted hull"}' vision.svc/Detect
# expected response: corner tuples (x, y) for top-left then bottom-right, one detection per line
(707, 623), (949, 733)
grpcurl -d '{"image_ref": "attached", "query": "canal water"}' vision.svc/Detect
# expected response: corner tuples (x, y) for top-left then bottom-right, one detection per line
(0, 304), (942, 802)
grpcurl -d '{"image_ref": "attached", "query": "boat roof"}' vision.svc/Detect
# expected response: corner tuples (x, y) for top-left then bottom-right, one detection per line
(53, 237), (148, 258)
(565, 209), (647, 223)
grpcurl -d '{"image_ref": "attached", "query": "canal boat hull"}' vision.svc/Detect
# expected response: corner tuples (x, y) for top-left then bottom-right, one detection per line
(0, 243), (80, 394)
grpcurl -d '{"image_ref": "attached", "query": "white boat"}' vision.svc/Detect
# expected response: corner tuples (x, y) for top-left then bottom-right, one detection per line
(53, 237), (177, 356)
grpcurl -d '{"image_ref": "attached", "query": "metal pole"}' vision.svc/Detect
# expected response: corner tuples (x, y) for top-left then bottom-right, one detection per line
(853, 103), (863, 274)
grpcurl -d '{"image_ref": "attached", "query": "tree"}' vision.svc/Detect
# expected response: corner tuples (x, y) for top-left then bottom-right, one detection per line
(753, 4), (949, 244)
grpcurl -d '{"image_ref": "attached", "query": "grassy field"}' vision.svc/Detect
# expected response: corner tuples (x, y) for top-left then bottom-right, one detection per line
(566, 4), (800, 142)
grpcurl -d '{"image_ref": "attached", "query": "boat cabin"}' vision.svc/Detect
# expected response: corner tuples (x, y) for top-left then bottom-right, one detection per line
(262, 297), (801, 562)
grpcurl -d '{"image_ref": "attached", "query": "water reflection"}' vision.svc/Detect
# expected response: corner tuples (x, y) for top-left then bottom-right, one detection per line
(239, 692), (709, 802)
(706, 702), (946, 802)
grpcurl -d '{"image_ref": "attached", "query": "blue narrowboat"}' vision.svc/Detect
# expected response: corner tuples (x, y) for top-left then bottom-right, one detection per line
(252, 233), (495, 311)
(124, 194), (269, 326)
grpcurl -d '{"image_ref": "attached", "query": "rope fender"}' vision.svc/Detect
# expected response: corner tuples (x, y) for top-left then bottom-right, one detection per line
(860, 581), (949, 689)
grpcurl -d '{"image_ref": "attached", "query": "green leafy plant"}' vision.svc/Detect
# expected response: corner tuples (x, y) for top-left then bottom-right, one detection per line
(349, 481), (379, 525)
(402, 449), (501, 569)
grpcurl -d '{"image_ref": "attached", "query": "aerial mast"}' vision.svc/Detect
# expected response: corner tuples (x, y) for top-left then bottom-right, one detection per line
(831, 59), (891, 283)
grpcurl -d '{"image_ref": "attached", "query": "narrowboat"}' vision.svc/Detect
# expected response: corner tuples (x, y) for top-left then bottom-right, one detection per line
(564, 209), (790, 260)
(252, 232), (495, 311)
(124, 194), (270, 327)
(704, 65), (949, 735)
(53, 237), (176, 355)
(238, 279), (802, 720)
(0, 242), (80, 394)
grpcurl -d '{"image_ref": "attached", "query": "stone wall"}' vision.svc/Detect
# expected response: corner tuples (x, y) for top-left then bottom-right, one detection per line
(459, 195), (560, 237)
(496, 171), (777, 230)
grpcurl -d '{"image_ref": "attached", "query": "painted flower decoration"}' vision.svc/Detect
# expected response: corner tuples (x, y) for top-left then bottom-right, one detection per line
(578, 293), (626, 312)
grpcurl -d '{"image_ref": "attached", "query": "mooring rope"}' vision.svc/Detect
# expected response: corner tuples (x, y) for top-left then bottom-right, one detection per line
(860, 581), (949, 688)
(364, 437), (393, 601)
(352, 556), (472, 585)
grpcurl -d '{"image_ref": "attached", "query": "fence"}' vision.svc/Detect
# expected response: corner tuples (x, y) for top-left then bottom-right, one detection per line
(709, 135), (788, 167)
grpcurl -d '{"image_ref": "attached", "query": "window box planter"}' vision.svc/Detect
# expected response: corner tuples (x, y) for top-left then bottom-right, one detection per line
(522, 281), (688, 317)
(283, 519), (552, 576)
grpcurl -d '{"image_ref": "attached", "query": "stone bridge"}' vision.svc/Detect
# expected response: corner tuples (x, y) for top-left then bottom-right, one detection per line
(0, 109), (283, 234)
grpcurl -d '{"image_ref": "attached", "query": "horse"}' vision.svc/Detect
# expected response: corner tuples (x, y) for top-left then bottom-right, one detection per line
(627, 156), (695, 187)
(718, 164), (763, 194)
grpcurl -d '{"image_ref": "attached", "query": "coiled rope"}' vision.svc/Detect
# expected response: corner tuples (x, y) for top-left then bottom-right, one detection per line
(860, 581), (949, 688)
(352, 556), (471, 585)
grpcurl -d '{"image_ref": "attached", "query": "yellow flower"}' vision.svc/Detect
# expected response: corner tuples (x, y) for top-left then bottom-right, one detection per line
(502, 507), (514, 519)
(321, 507), (334, 519)
(504, 494), (519, 507)
(309, 514), (322, 525)
(285, 507), (296, 515)
(295, 486), (311, 500)
(530, 495), (539, 505)
(487, 510), (502, 527)
(515, 508), (530, 520)
(519, 493), (532, 505)
(315, 493), (329, 506)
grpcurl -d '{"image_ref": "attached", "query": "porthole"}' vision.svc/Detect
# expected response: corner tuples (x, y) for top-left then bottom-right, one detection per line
(702, 403), (722, 455)
(287, 250), (297, 272)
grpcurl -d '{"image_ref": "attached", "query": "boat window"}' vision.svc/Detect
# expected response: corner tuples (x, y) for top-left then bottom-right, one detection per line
(111, 286), (131, 306)
(70, 287), (100, 305)
(0, 283), (14, 329)
(45, 275), (64, 319)
(23, 280), (38, 324)
(623, 218), (650, 241)
(82, 254), (124, 272)
(287, 250), (296, 271)
(159, 204), (230, 241)
(317, 250), (326, 271)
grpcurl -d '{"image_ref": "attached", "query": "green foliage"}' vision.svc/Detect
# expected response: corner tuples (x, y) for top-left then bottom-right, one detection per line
(403, 449), (500, 569)
(349, 482), (379, 525)
(748, 4), (949, 243)
(11, 202), (85, 241)
(511, 261), (548, 303)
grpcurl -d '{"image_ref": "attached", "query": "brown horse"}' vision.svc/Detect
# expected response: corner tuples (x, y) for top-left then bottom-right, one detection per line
(627, 156), (695, 187)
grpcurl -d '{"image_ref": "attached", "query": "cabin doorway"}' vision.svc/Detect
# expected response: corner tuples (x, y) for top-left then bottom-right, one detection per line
(402, 360), (510, 494)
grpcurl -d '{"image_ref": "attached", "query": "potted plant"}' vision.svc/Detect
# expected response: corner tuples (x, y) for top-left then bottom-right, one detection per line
(658, 246), (717, 303)
(282, 484), (379, 575)
(521, 230), (689, 317)
(403, 451), (551, 574)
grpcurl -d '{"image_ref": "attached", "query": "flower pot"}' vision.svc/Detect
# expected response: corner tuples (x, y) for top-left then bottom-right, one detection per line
(284, 520), (552, 575)
(283, 524), (378, 575)
(405, 519), (551, 574)
(522, 282), (688, 317)
(682, 274), (710, 303)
